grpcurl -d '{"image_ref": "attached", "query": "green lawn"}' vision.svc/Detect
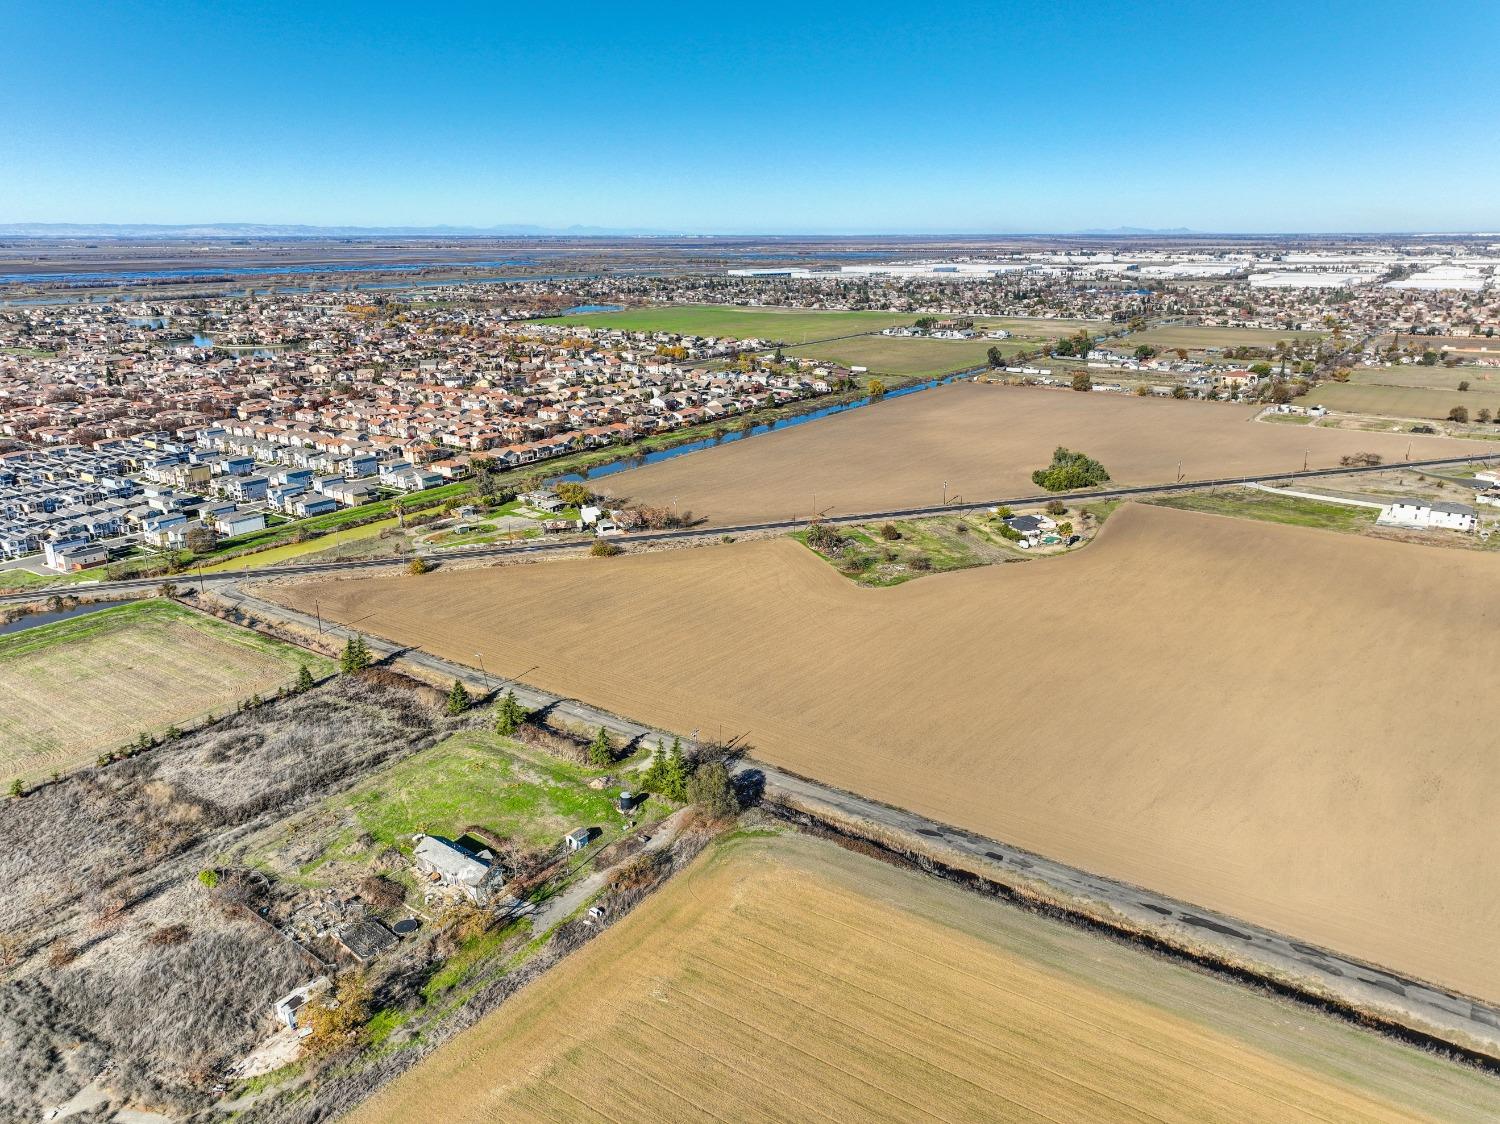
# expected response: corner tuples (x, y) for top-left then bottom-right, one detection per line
(0, 568), (95, 592)
(1146, 488), (1380, 532)
(533, 304), (916, 343)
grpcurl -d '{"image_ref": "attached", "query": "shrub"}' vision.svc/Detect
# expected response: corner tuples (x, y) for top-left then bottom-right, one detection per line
(1045, 500), (1067, 516)
(878, 522), (901, 541)
(407, 557), (432, 575)
(359, 874), (405, 913)
(1448, 406), (1470, 424)
(1071, 371), (1093, 392)
(907, 553), (932, 571)
(686, 760), (739, 820)
(590, 539), (622, 557)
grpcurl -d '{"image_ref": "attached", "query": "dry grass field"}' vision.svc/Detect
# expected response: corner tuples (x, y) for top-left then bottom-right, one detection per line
(0, 599), (324, 783)
(786, 334), (1023, 377)
(1353, 366), (1500, 391)
(278, 504), (1500, 1001)
(1312, 380), (1500, 421)
(347, 832), (1500, 1124)
(593, 381), (1492, 525)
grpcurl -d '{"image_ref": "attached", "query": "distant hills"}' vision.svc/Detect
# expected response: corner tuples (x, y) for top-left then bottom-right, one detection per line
(0, 222), (685, 238)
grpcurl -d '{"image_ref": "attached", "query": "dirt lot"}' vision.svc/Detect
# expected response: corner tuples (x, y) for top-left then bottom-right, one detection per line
(593, 381), (1494, 525)
(276, 503), (1500, 1003)
(346, 832), (1500, 1124)
(0, 599), (326, 783)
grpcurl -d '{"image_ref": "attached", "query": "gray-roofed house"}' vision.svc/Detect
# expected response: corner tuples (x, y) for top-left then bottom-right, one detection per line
(411, 834), (504, 904)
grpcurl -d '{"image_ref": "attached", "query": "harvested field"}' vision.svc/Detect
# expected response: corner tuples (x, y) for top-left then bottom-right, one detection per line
(533, 303), (914, 342)
(591, 380), (1492, 525)
(347, 832), (1500, 1124)
(0, 599), (327, 783)
(277, 503), (1500, 1002)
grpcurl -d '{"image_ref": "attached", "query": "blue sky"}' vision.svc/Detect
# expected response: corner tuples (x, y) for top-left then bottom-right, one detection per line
(2, 0), (1496, 233)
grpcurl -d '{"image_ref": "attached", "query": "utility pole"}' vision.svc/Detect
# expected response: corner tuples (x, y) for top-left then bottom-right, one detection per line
(474, 652), (491, 694)
(315, 600), (323, 635)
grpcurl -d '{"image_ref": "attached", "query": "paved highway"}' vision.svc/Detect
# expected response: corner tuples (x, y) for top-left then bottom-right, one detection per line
(5, 449), (1494, 608)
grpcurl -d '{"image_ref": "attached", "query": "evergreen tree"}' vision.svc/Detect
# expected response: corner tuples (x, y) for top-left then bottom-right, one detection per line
(340, 635), (371, 674)
(588, 726), (614, 767)
(296, 664), (315, 693)
(687, 760), (739, 819)
(446, 679), (471, 716)
(494, 690), (528, 736)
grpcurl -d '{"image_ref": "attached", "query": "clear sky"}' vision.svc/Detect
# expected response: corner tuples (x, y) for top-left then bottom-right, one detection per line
(3, 0), (1497, 234)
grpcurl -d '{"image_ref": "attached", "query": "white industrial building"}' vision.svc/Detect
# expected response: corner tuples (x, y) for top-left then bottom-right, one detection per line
(1377, 499), (1478, 532)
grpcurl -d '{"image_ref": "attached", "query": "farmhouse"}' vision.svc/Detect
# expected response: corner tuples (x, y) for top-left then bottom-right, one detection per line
(411, 834), (503, 903)
(1378, 499), (1478, 532)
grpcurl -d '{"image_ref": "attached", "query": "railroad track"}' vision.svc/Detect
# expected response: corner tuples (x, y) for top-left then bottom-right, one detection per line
(2, 450), (1493, 606)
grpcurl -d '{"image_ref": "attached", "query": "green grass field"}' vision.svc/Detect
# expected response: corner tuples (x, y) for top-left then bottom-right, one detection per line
(971, 316), (1114, 340)
(533, 303), (915, 343)
(1309, 381), (1500, 422)
(246, 723), (663, 890)
(1147, 488), (1380, 532)
(786, 335), (1025, 377)
(1115, 325), (1327, 353)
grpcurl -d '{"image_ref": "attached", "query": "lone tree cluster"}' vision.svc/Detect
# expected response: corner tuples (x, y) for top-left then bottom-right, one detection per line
(1031, 447), (1110, 492)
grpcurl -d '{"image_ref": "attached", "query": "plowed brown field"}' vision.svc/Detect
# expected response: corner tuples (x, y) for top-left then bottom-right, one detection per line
(347, 833), (1500, 1124)
(594, 381), (1492, 524)
(277, 504), (1500, 1000)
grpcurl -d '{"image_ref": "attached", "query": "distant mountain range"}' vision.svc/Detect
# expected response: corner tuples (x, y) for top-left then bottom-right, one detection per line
(0, 222), (686, 238)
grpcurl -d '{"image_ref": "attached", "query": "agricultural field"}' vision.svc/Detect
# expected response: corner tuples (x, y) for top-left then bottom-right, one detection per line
(591, 380), (1491, 525)
(786, 334), (1024, 378)
(276, 503), (1500, 1002)
(1113, 324), (1326, 352)
(347, 831), (1500, 1124)
(533, 303), (915, 343)
(0, 599), (328, 784)
(1310, 380), (1500, 422)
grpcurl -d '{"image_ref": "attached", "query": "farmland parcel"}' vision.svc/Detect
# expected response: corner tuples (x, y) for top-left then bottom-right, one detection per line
(592, 381), (1492, 525)
(0, 599), (323, 783)
(278, 504), (1500, 1002)
(347, 832), (1500, 1124)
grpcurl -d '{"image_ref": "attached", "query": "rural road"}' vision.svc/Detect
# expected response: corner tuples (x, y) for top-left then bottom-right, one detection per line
(4, 448), (1495, 608)
(217, 585), (1500, 1061)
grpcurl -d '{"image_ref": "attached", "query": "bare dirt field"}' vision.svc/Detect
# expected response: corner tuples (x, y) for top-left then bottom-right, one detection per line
(0, 599), (323, 783)
(594, 381), (1494, 525)
(278, 504), (1500, 1002)
(347, 832), (1500, 1124)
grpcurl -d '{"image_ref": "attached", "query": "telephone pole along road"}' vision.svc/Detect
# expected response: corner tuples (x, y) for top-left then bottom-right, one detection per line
(220, 581), (1500, 1063)
(2, 448), (1493, 608)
